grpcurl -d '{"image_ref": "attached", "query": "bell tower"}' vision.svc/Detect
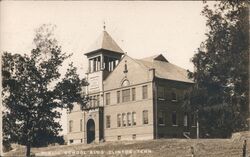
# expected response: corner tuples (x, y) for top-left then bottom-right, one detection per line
(82, 26), (124, 143)
(85, 27), (124, 94)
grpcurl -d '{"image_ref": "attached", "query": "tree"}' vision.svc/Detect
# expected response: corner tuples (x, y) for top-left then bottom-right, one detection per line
(2, 24), (88, 156)
(188, 1), (249, 138)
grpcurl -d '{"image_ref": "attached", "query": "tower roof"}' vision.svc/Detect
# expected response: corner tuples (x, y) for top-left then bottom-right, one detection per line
(85, 30), (124, 55)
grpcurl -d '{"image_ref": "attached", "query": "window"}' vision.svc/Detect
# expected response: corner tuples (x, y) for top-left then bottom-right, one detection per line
(117, 114), (121, 127)
(117, 136), (121, 140)
(191, 114), (196, 126)
(172, 112), (177, 126)
(69, 120), (73, 132)
(122, 79), (130, 86)
(106, 93), (110, 105)
(69, 139), (73, 144)
(158, 86), (165, 99)
(132, 112), (136, 125)
(127, 112), (132, 126)
(143, 110), (149, 124)
(106, 115), (111, 128)
(132, 134), (136, 140)
(89, 96), (92, 106)
(171, 92), (177, 101)
(96, 95), (100, 106)
(122, 89), (130, 102)
(142, 85), (148, 99)
(117, 91), (120, 103)
(122, 113), (126, 126)
(184, 114), (188, 127)
(80, 119), (83, 131)
(158, 111), (165, 125)
(93, 95), (96, 107)
(132, 88), (136, 101)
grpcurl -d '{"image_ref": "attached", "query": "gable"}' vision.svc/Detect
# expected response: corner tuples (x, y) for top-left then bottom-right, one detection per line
(154, 54), (168, 62)
(103, 55), (152, 91)
(140, 54), (168, 62)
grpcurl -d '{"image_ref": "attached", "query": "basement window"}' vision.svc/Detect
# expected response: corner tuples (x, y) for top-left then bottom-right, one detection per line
(132, 134), (136, 140)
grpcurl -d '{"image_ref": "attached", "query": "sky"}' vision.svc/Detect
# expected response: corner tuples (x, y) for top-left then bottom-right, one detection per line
(0, 1), (214, 135)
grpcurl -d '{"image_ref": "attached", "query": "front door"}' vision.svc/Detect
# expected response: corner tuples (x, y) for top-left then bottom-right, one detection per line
(87, 119), (95, 144)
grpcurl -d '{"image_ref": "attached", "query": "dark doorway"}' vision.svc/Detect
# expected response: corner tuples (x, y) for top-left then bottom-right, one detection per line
(87, 119), (95, 144)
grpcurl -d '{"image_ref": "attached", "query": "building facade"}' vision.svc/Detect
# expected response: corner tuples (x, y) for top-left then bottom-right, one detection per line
(67, 29), (196, 144)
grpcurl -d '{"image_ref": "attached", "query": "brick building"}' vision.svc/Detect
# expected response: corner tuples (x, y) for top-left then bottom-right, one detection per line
(67, 29), (196, 144)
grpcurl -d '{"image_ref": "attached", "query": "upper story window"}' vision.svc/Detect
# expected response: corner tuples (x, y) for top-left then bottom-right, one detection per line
(142, 85), (148, 99)
(143, 110), (149, 124)
(117, 91), (120, 103)
(89, 56), (101, 73)
(96, 95), (100, 106)
(132, 88), (136, 101)
(171, 92), (177, 101)
(106, 93), (110, 105)
(93, 95), (96, 107)
(158, 86), (165, 99)
(122, 89), (130, 102)
(69, 120), (73, 132)
(106, 115), (111, 128)
(122, 79), (130, 87)
(89, 96), (93, 106)
(104, 56), (119, 72)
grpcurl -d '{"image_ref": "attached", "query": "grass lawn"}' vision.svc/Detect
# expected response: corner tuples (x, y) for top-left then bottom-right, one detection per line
(5, 131), (250, 157)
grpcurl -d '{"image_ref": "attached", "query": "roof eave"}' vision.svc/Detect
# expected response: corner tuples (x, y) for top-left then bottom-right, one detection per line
(155, 76), (195, 84)
(84, 48), (124, 56)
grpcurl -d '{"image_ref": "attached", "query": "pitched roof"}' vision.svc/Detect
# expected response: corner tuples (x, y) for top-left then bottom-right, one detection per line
(85, 31), (124, 55)
(137, 54), (193, 83)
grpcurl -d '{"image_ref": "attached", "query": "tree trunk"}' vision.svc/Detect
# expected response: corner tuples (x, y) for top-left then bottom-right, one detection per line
(26, 143), (31, 157)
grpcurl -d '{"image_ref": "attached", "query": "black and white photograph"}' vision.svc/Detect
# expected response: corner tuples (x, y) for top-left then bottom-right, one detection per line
(0, 1), (249, 157)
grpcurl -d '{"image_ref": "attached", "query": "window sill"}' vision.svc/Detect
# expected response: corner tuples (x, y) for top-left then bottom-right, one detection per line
(171, 100), (178, 102)
(172, 125), (178, 127)
(158, 98), (165, 101)
(158, 124), (165, 126)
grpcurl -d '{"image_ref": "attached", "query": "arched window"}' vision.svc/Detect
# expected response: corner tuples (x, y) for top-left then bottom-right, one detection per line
(117, 114), (121, 127)
(121, 79), (130, 87)
(143, 110), (148, 124)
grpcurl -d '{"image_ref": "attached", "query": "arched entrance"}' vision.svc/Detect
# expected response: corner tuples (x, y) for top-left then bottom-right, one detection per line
(87, 119), (95, 144)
